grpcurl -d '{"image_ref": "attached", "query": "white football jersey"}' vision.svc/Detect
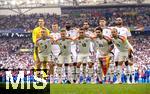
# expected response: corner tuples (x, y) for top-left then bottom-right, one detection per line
(66, 29), (78, 58)
(93, 36), (112, 55)
(112, 26), (132, 54)
(58, 38), (72, 55)
(36, 37), (52, 55)
(50, 32), (61, 55)
(85, 30), (94, 37)
(66, 29), (78, 37)
(114, 26), (131, 37)
(112, 36), (131, 52)
(85, 30), (95, 52)
(76, 38), (91, 54)
(102, 27), (112, 37)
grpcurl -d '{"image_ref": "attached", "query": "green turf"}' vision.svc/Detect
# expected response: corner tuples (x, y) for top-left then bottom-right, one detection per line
(0, 83), (149, 94)
(50, 84), (150, 94)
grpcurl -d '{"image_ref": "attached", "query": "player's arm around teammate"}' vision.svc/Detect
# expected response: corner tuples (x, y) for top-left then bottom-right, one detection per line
(111, 28), (133, 84)
(32, 18), (51, 77)
(92, 27), (114, 82)
(34, 28), (54, 79)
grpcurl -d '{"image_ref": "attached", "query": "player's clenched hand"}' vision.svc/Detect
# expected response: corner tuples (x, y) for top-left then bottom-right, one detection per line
(71, 36), (77, 40)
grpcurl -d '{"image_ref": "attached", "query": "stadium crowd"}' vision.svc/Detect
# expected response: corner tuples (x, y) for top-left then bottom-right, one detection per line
(0, 7), (149, 32)
(0, 38), (34, 69)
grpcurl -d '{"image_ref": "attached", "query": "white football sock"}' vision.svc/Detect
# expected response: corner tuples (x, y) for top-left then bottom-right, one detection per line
(117, 66), (122, 82)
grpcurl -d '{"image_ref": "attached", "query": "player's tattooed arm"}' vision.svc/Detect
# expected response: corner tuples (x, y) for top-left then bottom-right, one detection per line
(66, 37), (73, 40)
(84, 35), (92, 39)
(72, 36), (79, 41)
(53, 38), (60, 44)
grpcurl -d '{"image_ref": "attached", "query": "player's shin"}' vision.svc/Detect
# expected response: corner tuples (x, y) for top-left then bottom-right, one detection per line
(125, 61), (131, 83)
(64, 63), (69, 78)
(116, 64), (122, 83)
(68, 64), (74, 83)
(96, 62), (102, 83)
(76, 63), (81, 82)
(131, 66), (135, 83)
(88, 63), (94, 82)
(49, 63), (54, 78)
(42, 61), (48, 79)
(110, 72), (114, 83)
(72, 63), (77, 83)
(35, 61), (41, 77)
(83, 63), (86, 78)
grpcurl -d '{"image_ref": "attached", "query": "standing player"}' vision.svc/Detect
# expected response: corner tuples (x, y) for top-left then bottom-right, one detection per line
(65, 22), (78, 82)
(49, 23), (61, 82)
(35, 28), (53, 79)
(97, 17), (113, 83)
(93, 27), (114, 83)
(111, 28), (133, 84)
(115, 17), (131, 39)
(50, 23), (61, 62)
(83, 21), (94, 37)
(32, 18), (51, 76)
(74, 28), (93, 83)
(83, 21), (95, 75)
(56, 29), (73, 83)
(98, 17), (112, 37)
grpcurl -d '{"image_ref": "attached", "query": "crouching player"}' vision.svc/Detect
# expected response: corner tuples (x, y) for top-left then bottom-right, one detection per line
(73, 28), (94, 83)
(92, 27), (114, 83)
(56, 29), (74, 83)
(111, 28), (134, 84)
(35, 28), (54, 80)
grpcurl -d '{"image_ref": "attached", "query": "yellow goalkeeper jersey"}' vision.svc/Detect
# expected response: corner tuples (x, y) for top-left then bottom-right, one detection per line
(32, 26), (50, 61)
(32, 26), (50, 44)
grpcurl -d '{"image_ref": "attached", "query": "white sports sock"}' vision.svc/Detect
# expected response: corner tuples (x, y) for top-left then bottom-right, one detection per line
(57, 67), (62, 76)
(130, 66), (135, 83)
(65, 65), (68, 75)
(106, 73), (110, 82)
(89, 67), (93, 77)
(126, 65), (131, 82)
(76, 67), (80, 74)
(98, 68), (103, 81)
(68, 66), (73, 82)
(110, 73), (114, 82)
(117, 66), (122, 82)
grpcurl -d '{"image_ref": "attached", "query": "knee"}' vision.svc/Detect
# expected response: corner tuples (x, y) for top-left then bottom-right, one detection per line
(77, 63), (81, 68)
(115, 61), (118, 66)
(88, 63), (93, 68)
(125, 61), (128, 66)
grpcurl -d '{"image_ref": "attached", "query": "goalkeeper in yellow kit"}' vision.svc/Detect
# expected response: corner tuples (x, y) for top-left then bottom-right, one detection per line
(32, 18), (51, 78)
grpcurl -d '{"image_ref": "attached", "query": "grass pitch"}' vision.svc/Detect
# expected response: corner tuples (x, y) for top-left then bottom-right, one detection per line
(50, 84), (149, 94)
(0, 83), (149, 94)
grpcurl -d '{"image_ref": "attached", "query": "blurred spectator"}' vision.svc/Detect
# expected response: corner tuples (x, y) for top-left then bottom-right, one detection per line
(0, 7), (149, 31)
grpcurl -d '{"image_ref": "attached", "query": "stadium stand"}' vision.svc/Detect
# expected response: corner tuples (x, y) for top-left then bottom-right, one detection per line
(0, 5), (149, 84)
(0, 6), (149, 32)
